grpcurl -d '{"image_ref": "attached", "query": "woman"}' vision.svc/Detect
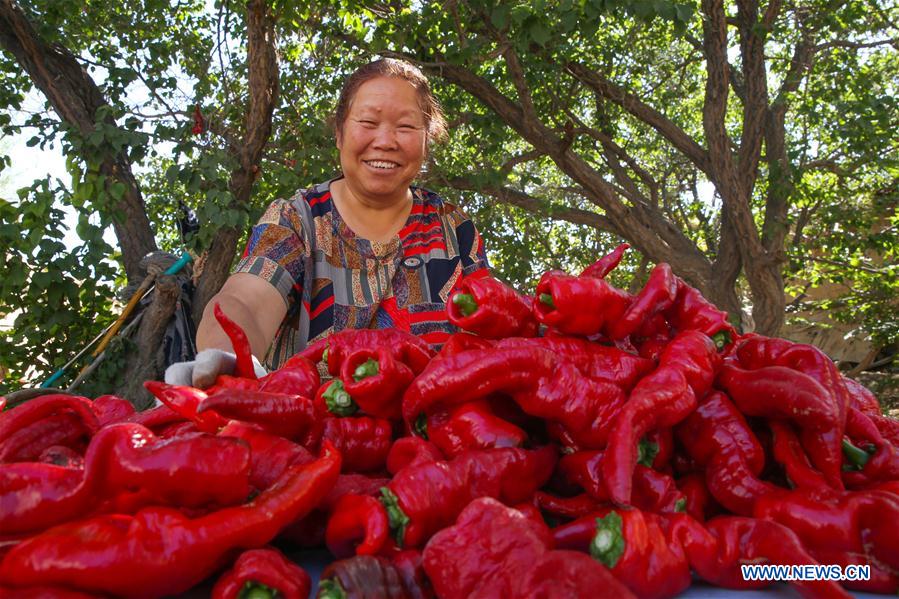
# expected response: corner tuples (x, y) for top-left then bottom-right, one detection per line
(166, 59), (489, 387)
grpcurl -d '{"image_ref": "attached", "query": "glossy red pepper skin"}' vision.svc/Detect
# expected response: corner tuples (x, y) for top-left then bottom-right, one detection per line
(676, 473), (716, 521)
(212, 547), (310, 599)
(1, 422), (252, 535)
(842, 376), (883, 418)
(554, 508), (691, 599)
(769, 420), (830, 490)
(144, 381), (228, 433)
(257, 354), (320, 397)
(91, 395), (136, 426)
(842, 407), (899, 486)
(197, 388), (319, 443)
(425, 399), (526, 458)
(717, 363), (844, 490)
(217, 421), (314, 491)
(302, 329), (434, 377)
(665, 513), (853, 598)
(404, 346), (626, 449)
(533, 491), (605, 520)
(213, 303), (258, 379)
(602, 331), (720, 505)
(447, 276), (538, 338)
(533, 269), (631, 336)
(0, 412), (90, 463)
(326, 494), (390, 558)
(339, 346), (416, 420)
(386, 437), (443, 474)
(494, 336), (655, 391)
(126, 403), (185, 433)
(423, 497), (635, 599)
(0, 443), (340, 597)
(322, 415), (392, 473)
(580, 243), (629, 279)
(435, 331), (494, 358)
(0, 395), (99, 459)
(385, 446), (556, 548)
(754, 488), (899, 585)
(607, 263), (679, 340)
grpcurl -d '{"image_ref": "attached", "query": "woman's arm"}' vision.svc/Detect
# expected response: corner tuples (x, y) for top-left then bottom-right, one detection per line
(196, 273), (288, 360)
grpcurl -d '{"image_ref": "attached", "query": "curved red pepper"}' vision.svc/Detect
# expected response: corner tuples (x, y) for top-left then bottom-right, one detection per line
(257, 354), (320, 397)
(447, 276), (538, 339)
(218, 421), (314, 491)
(0, 412), (91, 463)
(338, 347), (416, 420)
(533, 491), (605, 520)
(602, 330), (720, 505)
(383, 446), (556, 548)
(0, 395), (99, 454)
(386, 437), (443, 475)
(197, 388), (319, 443)
(213, 303), (258, 380)
(769, 420), (830, 490)
(90, 395), (136, 426)
(533, 269), (631, 336)
(212, 547), (310, 599)
(717, 363), (843, 490)
(301, 329), (434, 377)
(325, 494), (390, 558)
(143, 381), (227, 433)
(0, 443), (340, 597)
(580, 242), (629, 279)
(322, 415), (392, 473)
(607, 263), (679, 340)
(425, 399), (526, 458)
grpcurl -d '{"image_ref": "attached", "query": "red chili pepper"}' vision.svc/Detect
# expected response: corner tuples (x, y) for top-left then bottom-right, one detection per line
(212, 547), (310, 599)
(0, 412), (90, 463)
(191, 104), (205, 135)
(494, 335), (655, 391)
(841, 407), (899, 486)
(666, 512), (853, 598)
(0, 443), (340, 597)
(198, 388), (320, 443)
(769, 420), (830, 490)
(0, 395), (99, 452)
(143, 381), (228, 433)
(533, 269), (631, 336)
(842, 376), (883, 418)
(533, 491), (605, 520)
(753, 489), (899, 592)
(580, 242), (629, 279)
(126, 403), (185, 433)
(404, 346), (626, 449)
(336, 347), (416, 420)
(435, 331), (494, 358)
(425, 399), (526, 458)
(717, 363), (844, 490)
(301, 329), (434, 378)
(665, 278), (735, 344)
(90, 394), (136, 426)
(602, 331), (720, 505)
(382, 446), (556, 548)
(386, 437), (443, 475)
(554, 508), (692, 599)
(325, 494), (390, 558)
(212, 303), (258, 379)
(218, 421), (314, 491)
(322, 415), (392, 473)
(676, 473), (716, 521)
(607, 263), (679, 340)
(257, 354), (320, 397)
(447, 276), (538, 338)
(423, 497), (636, 599)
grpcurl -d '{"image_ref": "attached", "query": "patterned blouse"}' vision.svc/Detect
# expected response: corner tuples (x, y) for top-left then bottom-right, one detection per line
(234, 179), (490, 369)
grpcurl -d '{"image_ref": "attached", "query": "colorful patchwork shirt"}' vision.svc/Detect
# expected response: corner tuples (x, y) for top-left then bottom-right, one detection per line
(234, 179), (490, 369)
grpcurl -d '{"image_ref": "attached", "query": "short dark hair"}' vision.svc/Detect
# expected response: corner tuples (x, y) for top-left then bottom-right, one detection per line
(333, 58), (447, 144)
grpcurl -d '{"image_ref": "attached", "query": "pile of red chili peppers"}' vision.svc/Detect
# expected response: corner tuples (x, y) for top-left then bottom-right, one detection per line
(1, 243), (898, 598)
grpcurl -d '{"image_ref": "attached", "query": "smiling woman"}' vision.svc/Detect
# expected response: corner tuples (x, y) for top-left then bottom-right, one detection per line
(166, 59), (490, 386)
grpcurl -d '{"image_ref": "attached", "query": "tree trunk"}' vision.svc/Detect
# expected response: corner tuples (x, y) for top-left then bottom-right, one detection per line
(193, 0), (279, 324)
(0, 0), (156, 282)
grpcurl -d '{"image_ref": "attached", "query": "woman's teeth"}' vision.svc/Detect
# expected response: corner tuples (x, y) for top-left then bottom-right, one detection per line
(365, 160), (399, 170)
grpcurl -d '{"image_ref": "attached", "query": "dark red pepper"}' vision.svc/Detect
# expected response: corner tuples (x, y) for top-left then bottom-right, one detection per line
(325, 493), (390, 558)
(447, 276), (538, 338)
(212, 547), (310, 599)
(198, 388), (320, 443)
(322, 415), (393, 473)
(424, 399), (526, 458)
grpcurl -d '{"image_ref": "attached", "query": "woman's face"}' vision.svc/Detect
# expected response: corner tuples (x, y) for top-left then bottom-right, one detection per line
(337, 76), (428, 204)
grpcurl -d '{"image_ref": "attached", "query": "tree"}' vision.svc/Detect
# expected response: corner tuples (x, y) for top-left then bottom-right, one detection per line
(0, 0), (895, 399)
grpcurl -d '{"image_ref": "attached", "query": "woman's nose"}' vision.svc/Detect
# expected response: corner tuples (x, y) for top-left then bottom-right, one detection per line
(371, 124), (399, 149)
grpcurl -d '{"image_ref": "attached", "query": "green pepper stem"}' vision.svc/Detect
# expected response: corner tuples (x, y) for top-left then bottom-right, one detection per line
(353, 358), (379, 381)
(414, 413), (429, 439)
(842, 438), (872, 469)
(538, 293), (555, 308)
(380, 487), (410, 548)
(452, 293), (479, 316)
(239, 581), (276, 599)
(317, 579), (347, 599)
(323, 380), (358, 416)
(711, 330), (731, 350)
(590, 511), (625, 569)
(637, 438), (659, 468)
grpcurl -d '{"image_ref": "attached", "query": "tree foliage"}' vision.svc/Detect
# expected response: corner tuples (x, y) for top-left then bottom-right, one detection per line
(0, 0), (896, 396)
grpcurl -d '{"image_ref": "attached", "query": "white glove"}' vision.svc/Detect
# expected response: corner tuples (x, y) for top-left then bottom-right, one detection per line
(164, 348), (267, 389)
